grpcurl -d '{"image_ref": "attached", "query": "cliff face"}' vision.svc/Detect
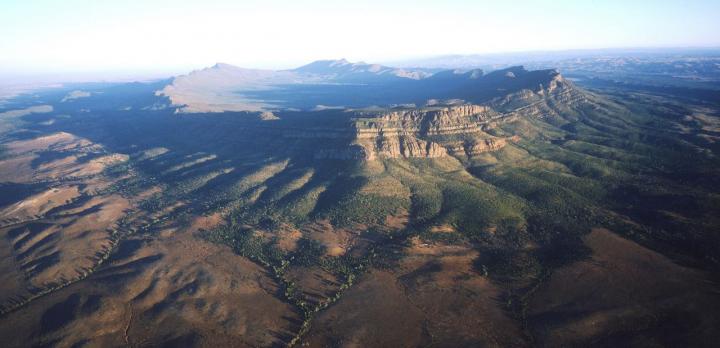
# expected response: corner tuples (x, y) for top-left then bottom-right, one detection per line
(348, 105), (499, 159)
(303, 71), (590, 160)
(488, 72), (587, 114)
(357, 104), (496, 135)
(447, 138), (508, 157)
(359, 134), (447, 160)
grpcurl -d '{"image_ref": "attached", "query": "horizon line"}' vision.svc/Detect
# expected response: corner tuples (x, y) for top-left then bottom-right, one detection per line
(1, 45), (719, 84)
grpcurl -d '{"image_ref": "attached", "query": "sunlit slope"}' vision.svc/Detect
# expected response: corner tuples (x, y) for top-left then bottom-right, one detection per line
(0, 71), (719, 347)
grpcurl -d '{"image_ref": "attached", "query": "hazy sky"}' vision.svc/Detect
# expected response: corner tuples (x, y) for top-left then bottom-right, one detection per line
(1, 0), (719, 74)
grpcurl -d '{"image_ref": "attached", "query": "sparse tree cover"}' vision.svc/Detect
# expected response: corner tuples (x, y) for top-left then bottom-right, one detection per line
(1, 54), (720, 347)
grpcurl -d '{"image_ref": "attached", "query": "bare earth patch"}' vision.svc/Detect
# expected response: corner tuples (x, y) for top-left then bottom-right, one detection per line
(305, 237), (527, 347)
(302, 220), (356, 257)
(429, 223), (456, 234)
(527, 228), (720, 347)
(0, 186), (81, 223)
(0, 216), (300, 348)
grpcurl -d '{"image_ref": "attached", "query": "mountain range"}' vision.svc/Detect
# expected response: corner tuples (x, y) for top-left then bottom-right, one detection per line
(157, 59), (568, 113)
(0, 56), (719, 347)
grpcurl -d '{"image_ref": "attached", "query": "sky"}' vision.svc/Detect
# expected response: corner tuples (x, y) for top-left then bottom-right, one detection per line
(1, 0), (719, 75)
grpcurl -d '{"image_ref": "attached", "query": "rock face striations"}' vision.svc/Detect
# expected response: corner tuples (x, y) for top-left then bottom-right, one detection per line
(309, 71), (587, 160)
(348, 105), (499, 160)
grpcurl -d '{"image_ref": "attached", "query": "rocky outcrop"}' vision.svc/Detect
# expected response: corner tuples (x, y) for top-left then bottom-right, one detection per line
(307, 76), (586, 160)
(443, 138), (508, 157)
(362, 134), (447, 160)
(354, 105), (497, 137)
(259, 111), (280, 120)
(341, 104), (508, 159)
(335, 72), (589, 160)
(489, 72), (588, 115)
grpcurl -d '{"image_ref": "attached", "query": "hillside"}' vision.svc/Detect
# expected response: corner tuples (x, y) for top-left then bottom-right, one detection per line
(0, 61), (719, 347)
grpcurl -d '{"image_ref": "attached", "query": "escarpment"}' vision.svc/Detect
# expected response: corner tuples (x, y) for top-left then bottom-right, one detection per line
(357, 133), (448, 160)
(313, 74), (587, 160)
(354, 104), (497, 136)
(488, 72), (589, 115)
(347, 105), (501, 159)
(445, 138), (508, 157)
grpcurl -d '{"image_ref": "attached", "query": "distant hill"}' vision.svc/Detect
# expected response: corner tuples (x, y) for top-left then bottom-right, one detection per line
(292, 58), (434, 81)
(157, 60), (567, 113)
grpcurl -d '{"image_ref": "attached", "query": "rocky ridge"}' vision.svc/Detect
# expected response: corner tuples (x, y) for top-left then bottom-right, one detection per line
(312, 73), (588, 160)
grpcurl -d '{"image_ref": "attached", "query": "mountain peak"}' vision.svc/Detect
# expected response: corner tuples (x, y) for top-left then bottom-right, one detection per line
(211, 62), (238, 70)
(293, 59), (355, 73)
(331, 58), (351, 66)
